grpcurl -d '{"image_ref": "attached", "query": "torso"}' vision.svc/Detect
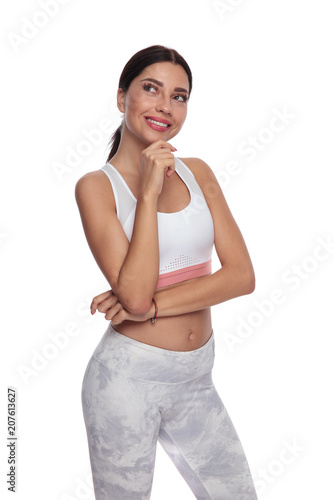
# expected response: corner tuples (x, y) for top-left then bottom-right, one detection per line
(102, 157), (213, 352)
(113, 302), (212, 351)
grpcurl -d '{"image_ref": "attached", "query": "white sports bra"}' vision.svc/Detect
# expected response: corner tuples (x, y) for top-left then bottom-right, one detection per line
(100, 157), (215, 289)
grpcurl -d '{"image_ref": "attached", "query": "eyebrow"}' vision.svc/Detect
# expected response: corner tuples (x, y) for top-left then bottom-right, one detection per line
(139, 78), (189, 94)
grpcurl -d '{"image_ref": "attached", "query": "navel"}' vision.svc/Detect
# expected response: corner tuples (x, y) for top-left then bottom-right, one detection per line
(188, 332), (195, 341)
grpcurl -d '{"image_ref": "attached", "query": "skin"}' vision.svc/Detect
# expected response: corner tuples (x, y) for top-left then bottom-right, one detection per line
(75, 61), (255, 351)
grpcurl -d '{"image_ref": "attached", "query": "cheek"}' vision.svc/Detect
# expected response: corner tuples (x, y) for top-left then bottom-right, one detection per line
(175, 106), (187, 124)
(123, 97), (143, 128)
(126, 92), (148, 113)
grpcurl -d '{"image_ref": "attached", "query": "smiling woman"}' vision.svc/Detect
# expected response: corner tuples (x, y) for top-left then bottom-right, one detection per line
(75, 44), (258, 500)
(106, 46), (192, 160)
(114, 60), (190, 157)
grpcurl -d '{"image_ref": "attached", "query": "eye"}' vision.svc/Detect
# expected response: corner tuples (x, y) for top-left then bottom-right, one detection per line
(143, 83), (158, 93)
(174, 94), (188, 103)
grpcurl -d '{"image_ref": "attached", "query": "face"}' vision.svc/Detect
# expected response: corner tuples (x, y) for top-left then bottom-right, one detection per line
(117, 61), (190, 145)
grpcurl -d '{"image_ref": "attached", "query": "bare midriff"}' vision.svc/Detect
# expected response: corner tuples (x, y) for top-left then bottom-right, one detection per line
(112, 278), (213, 352)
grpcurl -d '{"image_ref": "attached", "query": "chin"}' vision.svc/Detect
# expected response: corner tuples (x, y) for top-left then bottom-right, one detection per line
(144, 132), (173, 144)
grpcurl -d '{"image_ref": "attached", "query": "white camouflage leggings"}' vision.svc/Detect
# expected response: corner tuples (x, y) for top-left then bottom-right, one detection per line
(81, 324), (258, 500)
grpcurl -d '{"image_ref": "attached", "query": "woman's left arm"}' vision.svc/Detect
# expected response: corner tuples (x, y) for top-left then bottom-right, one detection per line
(91, 158), (255, 321)
(151, 157), (255, 316)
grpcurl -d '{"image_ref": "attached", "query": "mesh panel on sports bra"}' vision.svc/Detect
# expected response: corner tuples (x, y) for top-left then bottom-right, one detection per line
(160, 254), (201, 273)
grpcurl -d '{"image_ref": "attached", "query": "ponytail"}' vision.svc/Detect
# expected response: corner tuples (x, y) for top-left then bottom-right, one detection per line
(106, 121), (123, 162)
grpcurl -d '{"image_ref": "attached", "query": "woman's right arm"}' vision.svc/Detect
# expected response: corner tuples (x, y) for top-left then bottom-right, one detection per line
(74, 140), (176, 314)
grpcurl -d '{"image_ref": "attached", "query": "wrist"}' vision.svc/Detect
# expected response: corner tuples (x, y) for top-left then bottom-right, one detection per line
(147, 299), (155, 320)
(151, 298), (158, 324)
(137, 190), (158, 207)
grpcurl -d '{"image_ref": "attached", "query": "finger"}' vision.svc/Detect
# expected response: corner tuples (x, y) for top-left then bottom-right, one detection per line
(109, 308), (126, 325)
(166, 166), (175, 178)
(143, 151), (176, 162)
(105, 302), (122, 321)
(96, 294), (119, 314)
(161, 143), (177, 152)
(90, 290), (113, 314)
(159, 140), (177, 151)
(145, 140), (177, 152)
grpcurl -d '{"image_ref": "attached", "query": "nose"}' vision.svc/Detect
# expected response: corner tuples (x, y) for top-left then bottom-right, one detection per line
(156, 94), (172, 115)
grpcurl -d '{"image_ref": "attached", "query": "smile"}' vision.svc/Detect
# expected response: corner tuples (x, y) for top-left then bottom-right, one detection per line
(145, 117), (171, 128)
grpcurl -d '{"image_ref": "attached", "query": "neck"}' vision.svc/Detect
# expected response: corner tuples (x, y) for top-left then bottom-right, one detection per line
(110, 125), (150, 173)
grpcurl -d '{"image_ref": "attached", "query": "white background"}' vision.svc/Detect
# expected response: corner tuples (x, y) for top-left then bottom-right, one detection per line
(1, 0), (332, 499)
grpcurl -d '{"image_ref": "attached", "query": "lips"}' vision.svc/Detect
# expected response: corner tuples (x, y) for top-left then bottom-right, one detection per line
(144, 116), (172, 132)
(145, 116), (172, 126)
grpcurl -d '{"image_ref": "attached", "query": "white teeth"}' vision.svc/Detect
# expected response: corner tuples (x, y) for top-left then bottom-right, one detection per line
(146, 118), (169, 128)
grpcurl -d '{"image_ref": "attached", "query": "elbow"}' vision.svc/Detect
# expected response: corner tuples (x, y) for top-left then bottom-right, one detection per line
(112, 277), (153, 315)
(242, 267), (256, 295)
(124, 298), (152, 315)
(117, 287), (152, 315)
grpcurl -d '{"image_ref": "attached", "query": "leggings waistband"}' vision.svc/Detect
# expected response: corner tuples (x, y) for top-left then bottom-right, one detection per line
(92, 323), (215, 384)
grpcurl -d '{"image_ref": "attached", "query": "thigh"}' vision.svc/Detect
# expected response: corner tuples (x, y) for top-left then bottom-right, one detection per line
(158, 373), (258, 500)
(82, 355), (161, 500)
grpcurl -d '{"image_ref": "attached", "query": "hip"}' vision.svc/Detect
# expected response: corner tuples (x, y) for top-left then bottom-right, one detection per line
(90, 321), (215, 384)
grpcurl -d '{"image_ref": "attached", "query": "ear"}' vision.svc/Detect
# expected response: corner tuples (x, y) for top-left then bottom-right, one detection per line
(117, 88), (126, 113)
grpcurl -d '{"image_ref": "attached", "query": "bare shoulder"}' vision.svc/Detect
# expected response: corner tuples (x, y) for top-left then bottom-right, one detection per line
(75, 169), (108, 194)
(177, 156), (212, 175)
(75, 168), (115, 209)
(177, 157), (222, 200)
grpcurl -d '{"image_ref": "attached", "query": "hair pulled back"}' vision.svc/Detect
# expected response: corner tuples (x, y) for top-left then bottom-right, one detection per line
(106, 45), (192, 162)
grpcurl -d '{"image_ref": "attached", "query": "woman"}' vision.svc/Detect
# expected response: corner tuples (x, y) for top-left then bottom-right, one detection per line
(75, 45), (258, 500)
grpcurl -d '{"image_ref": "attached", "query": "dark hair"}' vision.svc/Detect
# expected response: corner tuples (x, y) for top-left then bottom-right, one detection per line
(106, 45), (193, 162)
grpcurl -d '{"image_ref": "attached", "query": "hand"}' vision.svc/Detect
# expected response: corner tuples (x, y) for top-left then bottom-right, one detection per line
(90, 290), (153, 324)
(140, 140), (177, 197)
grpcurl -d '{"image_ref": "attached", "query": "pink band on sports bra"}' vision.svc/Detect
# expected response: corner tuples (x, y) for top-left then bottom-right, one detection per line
(156, 259), (212, 289)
